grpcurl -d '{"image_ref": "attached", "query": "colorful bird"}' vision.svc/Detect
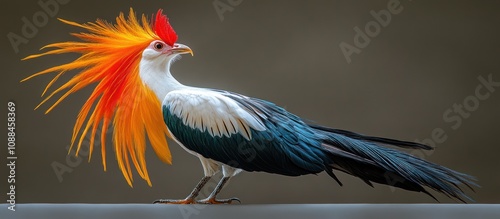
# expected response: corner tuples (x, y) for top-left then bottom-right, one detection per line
(24, 8), (476, 204)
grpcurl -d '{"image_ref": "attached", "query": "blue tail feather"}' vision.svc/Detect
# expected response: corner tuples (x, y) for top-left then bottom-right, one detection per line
(312, 125), (477, 202)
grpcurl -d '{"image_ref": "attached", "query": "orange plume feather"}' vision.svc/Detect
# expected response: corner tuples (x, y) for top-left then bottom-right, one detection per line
(22, 8), (176, 187)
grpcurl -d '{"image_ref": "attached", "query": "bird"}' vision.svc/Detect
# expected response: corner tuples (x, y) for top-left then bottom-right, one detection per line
(23, 8), (477, 204)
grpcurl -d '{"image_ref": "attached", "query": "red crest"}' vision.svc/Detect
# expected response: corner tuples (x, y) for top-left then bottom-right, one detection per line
(154, 9), (177, 46)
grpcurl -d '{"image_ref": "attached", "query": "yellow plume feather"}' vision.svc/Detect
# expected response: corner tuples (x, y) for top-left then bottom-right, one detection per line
(23, 8), (173, 187)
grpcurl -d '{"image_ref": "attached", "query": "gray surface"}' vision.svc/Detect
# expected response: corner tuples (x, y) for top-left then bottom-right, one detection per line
(1, 204), (500, 219)
(1, 0), (500, 204)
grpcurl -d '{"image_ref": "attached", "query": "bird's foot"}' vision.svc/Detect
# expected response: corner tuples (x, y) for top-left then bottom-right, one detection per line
(196, 197), (241, 204)
(153, 198), (196, 204)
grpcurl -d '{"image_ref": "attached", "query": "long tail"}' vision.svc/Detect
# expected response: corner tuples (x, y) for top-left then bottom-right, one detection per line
(309, 124), (478, 202)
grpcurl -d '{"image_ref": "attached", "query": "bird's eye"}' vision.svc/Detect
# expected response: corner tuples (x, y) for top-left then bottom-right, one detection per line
(154, 42), (164, 50)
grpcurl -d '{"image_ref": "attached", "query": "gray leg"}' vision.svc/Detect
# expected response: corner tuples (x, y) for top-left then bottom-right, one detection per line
(196, 176), (240, 204)
(154, 176), (211, 204)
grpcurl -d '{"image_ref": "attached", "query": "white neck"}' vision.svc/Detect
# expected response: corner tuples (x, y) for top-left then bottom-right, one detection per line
(139, 57), (187, 102)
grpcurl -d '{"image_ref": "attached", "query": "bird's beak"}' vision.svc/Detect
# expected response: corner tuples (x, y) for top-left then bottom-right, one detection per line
(168, 43), (194, 56)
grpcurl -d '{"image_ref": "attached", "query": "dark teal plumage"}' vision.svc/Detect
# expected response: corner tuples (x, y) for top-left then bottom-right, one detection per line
(163, 90), (477, 202)
(163, 103), (329, 176)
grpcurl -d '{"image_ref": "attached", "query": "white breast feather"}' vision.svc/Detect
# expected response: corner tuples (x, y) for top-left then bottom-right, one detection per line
(163, 89), (266, 140)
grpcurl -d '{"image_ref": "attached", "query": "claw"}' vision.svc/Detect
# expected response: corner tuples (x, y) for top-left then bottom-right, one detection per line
(196, 197), (241, 204)
(153, 198), (196, 204)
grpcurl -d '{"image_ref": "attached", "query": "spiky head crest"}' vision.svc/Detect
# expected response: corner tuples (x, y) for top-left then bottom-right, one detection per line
(22, 8), (178, 186)
(154, 9), (177, 47)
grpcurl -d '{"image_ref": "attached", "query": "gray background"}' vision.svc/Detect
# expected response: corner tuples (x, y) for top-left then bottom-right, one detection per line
(1, 0), (499, 204)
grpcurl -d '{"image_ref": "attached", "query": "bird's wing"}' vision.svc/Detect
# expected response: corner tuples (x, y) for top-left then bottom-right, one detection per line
(162, 88), (266, 140)
(162, 88), (329, 175)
